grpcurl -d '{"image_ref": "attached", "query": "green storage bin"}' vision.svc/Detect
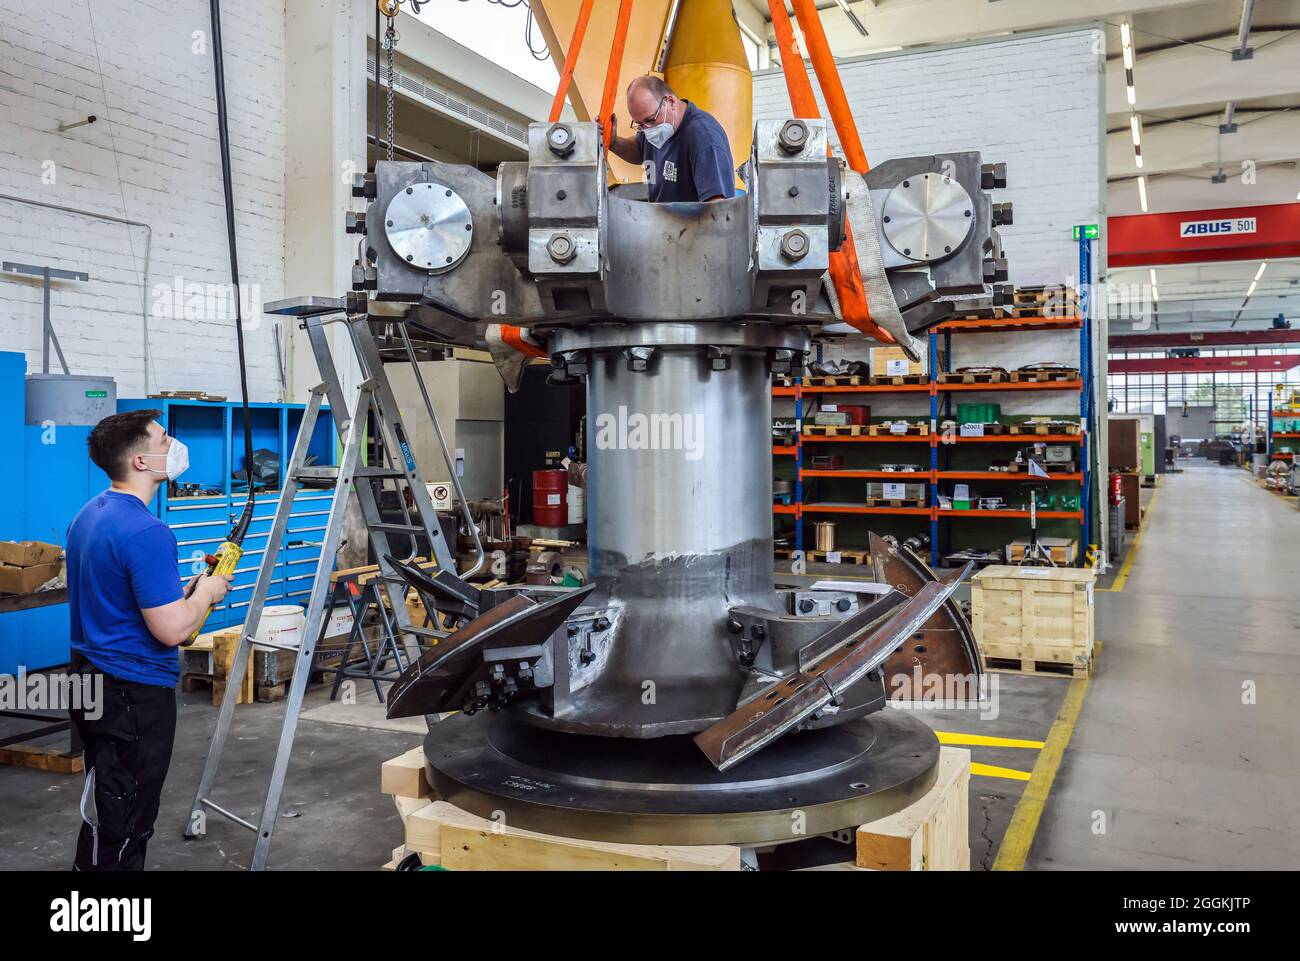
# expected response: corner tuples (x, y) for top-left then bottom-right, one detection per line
(958, 402), (1001, 424)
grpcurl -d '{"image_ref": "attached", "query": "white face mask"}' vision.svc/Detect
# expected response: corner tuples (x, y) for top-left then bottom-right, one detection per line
(142, 437), (189, 481)
(643, 121), (675, 150)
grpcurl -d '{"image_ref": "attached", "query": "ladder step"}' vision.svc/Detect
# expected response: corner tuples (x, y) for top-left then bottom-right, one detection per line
(371, 522), (429, 534)
(245, 635), (303, 654)
(199, 797), (258, 833)
(293, 465), (406, 481)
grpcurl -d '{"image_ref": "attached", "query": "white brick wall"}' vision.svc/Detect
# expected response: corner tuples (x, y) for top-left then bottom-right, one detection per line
(0, 0), (286, 401)
(755, 27), (1104, 417)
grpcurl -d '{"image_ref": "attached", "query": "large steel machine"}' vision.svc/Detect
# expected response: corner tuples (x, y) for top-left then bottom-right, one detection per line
(350, 74), (1013, 847)
(250, 0), (1014, 854)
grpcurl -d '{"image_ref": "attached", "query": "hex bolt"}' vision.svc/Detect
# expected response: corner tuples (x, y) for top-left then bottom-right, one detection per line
(788, 185), (799, 197)
(835, 598), (851, 612)
(777, 119), (808, 154)
(547, 232), (577, 264)
(593, 615), (611, 632)
(798, 598), (815, 614)
(779, 228), (810, 262)
(547, 122), (575, 157)
(557, 189), (567, 200)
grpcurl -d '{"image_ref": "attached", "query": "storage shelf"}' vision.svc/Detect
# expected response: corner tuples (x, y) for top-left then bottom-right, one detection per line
(772, 445), (797, 456)
(773, 383), (930, 396)
(802, 469), (930, 479)
(1272, 432), (1300, 439)
(802, 434), (932, 443)
(938, 471), (1083, 482)
(935, 314), (1083, 333)
(939, 509), (1084, 520)
(937, 379), (1083, 392)
(773, 503), (799, 515)
(803, 503), (932, 516)
(948, 433), (1082, 444)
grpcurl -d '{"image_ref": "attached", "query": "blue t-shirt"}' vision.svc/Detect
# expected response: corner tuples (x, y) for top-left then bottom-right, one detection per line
(66, 490), (183, 687)
(636, 102), (736, 203)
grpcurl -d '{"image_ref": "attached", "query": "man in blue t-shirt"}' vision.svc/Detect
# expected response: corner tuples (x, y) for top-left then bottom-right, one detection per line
(610, 75), (736, 203)
(65, 409), (231, 870)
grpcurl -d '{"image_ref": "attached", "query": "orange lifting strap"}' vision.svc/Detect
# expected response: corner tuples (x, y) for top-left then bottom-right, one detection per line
(768, 0), (893, 343)
(544, 0), (893, 343)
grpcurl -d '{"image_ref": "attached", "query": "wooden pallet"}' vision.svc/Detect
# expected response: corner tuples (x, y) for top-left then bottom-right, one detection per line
(0, 743), (84, 775)
(984, 652), (1093, 680)
(866, 422), (929, 437)
(803, 424), (862, 436)
(937, 370), (1008, 384)
(806, 548), (869, 564)
(868, 373), (928, 386)
(1004, 462), (1077, 474)
(807, 374), (865, 387)
(1008, 368), (1080, 383)
(380, 746), (971, 871)
(865, 497), (928, 509)
(1007, 422), (1081, 435)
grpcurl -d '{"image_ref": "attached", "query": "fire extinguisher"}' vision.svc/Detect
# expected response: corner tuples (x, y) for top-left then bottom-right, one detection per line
(1109, 473), (1123, 505)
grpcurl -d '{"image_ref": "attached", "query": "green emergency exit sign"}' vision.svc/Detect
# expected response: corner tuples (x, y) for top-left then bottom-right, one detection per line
(85, 390), (107, 398)
(1072, 224), (1100, 240)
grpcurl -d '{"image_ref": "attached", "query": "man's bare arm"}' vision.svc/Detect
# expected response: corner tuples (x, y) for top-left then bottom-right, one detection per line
(607, 114), (641, 165)
(141, 573), (233, 647)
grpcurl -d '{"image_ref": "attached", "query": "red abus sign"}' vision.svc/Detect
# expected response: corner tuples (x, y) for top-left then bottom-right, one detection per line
(1109, 202), (1300, 268)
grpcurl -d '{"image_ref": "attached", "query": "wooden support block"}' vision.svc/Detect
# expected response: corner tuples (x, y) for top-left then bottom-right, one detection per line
(209, 627), (253, 706)
(403, 800), (741, 871)
(381, 747), (433, 801)
(0, 743), (85, 775)
(855, 747), (970, 871)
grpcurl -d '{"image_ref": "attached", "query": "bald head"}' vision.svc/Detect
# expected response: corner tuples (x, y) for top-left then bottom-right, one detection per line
(626, 75), (683, 130)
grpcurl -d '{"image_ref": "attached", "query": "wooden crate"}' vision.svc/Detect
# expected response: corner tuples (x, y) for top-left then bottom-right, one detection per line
(1005, 537), (1078, 565)
(380, 746), (969, 871)
(970, 565), (1095, 677)
(856, 747), (970, 871)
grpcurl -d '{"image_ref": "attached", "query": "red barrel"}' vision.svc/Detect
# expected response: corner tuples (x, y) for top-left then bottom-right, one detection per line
(532, 469), (568, 527)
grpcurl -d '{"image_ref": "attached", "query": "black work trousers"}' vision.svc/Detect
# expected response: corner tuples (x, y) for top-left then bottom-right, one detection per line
(69, 657), (177, 871)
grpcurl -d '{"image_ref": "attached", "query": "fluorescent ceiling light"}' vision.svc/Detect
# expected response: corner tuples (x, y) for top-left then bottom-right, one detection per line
(1254, 261), (1267, 281)
(835, 0), (868, 36)
(1149, 268), (1157, 286)
(1151, 286), (1159, 302)
(1137, 175), (1148, 212)
(1247, 280), (1257, 298)
(1130, 116), (1141, 146)
(1120, 21), (1131, 47)
(1126, 84), (1136, 106)
(1135, 154), (1143, 169)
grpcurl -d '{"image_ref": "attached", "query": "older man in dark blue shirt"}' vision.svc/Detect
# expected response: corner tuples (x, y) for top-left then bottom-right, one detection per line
(610, 75), (736, 203)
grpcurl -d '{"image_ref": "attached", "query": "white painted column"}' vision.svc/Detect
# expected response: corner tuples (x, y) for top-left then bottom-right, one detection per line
(283, 0), (367, 402)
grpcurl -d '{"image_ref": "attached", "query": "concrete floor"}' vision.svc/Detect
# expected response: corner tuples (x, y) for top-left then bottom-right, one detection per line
(1, 460), (1292, 870)
(1030, 462), (1300, 869)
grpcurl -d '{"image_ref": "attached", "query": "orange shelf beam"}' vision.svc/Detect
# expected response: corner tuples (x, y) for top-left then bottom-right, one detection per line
(935, 315), (1083, 333)
(938, 471), (1084, 482)
(939, 510), (1084, 520)
(937, 379), (1083, 393)
(803, 504), (933, 516)
(774, 384), (931, 396)
(802, 469), (931, 479)
(947, 434), (1082, 444)
(773, 503), (800, 515)
(773, 445), (797, 456)
(802, 434), (932, 443)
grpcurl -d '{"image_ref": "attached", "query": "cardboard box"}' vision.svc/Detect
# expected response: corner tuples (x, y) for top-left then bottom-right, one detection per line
(867, 481), (926, 501)
(820, 403), (870, 424)
(0, 540), (62, 568)
(0, 562), (62, 594)
(870, 346), (942, 378)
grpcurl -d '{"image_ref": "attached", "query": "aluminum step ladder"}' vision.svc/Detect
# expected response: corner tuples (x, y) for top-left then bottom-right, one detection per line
(184, 300), (483, 870)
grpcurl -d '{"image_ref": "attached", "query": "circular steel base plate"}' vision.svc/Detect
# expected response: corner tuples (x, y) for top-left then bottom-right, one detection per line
(423, 709), (939, 846)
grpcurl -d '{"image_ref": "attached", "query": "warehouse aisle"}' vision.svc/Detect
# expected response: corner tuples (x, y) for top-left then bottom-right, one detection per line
(1027, 462), (1300, 869)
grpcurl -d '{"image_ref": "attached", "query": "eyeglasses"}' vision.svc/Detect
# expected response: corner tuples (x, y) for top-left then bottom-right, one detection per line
(631, 96), (669, 130)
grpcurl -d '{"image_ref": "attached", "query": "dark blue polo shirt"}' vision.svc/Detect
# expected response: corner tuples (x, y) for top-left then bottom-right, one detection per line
(635, 102), (736, 203)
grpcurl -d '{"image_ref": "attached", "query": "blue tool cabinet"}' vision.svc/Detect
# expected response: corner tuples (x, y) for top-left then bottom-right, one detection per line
(117, 398), (337, 632)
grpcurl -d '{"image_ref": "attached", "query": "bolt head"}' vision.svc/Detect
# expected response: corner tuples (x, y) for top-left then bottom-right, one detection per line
(546, 232), (577, 264)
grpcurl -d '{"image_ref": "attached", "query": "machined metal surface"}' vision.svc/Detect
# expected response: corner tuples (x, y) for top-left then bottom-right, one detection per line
(872, 532), (984, 700)
(880, 171), (973, 263)
(424, 708), (940, 845)
(383, 181), (474, 273)
(695, 574), (967, 771)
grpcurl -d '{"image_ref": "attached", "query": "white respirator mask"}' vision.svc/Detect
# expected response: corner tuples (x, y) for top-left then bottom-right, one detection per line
(142, 437), (190, 481)
(643, 121), (675, 150)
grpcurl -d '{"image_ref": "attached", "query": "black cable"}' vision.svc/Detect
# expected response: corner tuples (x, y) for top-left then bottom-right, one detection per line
(209, 0), (255, 541)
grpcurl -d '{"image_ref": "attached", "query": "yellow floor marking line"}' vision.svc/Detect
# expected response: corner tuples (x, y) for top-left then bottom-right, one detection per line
(991, 665), (1093, 871)
(1099, 485), (1159, 593)
(971, 762), (1032, 781)
(935, 731), (1044, 750)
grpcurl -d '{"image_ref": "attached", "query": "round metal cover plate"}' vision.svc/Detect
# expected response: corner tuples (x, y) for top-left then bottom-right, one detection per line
(881, 172), (973, 262)
(384, 181), (473, 273)
(423, 709), (940, 846)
